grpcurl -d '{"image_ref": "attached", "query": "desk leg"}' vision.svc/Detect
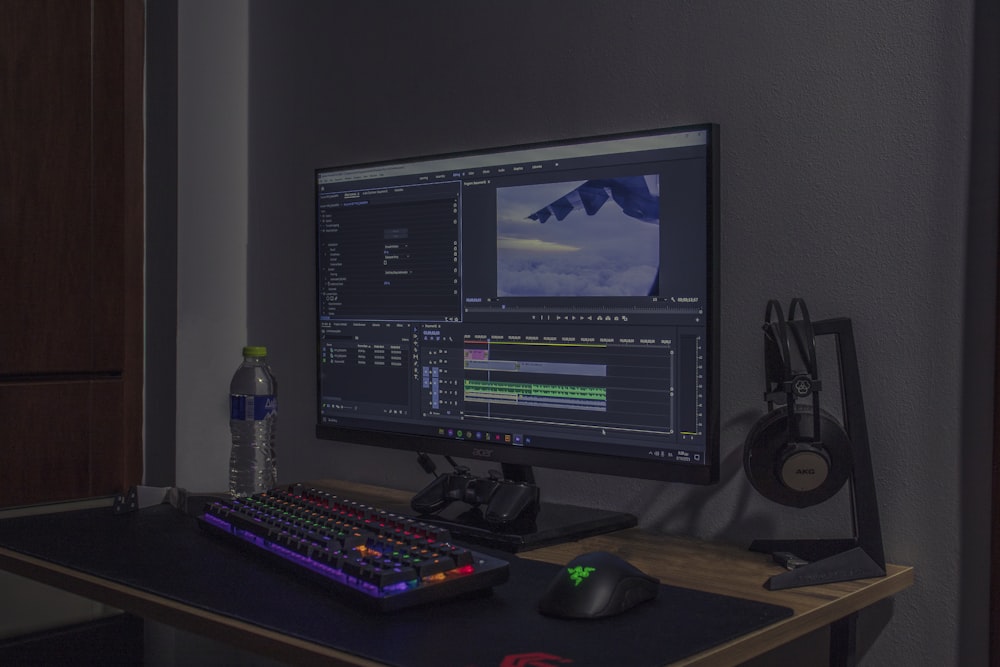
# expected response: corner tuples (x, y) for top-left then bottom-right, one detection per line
(829, 613), (858, 667)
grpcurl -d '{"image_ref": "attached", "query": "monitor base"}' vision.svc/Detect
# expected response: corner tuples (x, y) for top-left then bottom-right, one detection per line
(419, 500), (638, 553)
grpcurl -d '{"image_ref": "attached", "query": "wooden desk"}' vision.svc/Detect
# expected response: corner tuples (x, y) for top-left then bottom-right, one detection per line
(0, 480), (913, 666)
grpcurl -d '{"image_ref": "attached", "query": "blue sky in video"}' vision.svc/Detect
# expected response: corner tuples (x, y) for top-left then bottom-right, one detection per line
(496, 177), (660, 297)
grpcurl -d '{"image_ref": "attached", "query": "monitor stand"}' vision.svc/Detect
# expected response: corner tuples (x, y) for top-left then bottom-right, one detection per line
(411, 464), (637, 553)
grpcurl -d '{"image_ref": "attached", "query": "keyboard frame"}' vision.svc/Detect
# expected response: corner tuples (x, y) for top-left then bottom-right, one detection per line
(197, 487), (510, 613)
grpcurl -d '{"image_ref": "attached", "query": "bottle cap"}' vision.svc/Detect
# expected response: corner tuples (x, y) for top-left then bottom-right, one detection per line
(243, 346), (267, 357)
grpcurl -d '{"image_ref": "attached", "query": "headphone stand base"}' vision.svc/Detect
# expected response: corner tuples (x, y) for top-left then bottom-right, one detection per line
(750, 542), (887, 591)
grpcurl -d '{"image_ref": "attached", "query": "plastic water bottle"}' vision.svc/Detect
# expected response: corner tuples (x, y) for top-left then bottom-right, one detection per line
(229, 346), (278, 497)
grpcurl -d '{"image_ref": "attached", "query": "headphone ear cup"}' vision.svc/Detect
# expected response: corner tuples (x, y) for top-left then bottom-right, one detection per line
(743, 405), (852, 508)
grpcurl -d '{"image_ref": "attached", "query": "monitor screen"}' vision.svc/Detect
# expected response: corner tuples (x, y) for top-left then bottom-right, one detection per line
(315, 124), (719, 504)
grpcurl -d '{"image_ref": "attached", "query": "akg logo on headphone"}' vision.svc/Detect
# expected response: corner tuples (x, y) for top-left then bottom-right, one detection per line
(792, 375), (812, 397)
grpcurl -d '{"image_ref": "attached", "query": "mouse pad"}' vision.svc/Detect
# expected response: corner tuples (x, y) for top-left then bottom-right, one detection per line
(0, 503), (792, 666)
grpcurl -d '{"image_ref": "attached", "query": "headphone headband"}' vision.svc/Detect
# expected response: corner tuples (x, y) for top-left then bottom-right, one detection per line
(763, 298), (823, 443)
(762, 299), (790, 407)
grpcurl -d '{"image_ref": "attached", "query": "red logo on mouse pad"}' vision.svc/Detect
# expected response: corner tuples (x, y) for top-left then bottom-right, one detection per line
(500, 653), (573, 667)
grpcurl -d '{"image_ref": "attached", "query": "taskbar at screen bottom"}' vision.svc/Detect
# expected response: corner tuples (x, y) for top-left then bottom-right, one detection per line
(315, 418), (714, 483)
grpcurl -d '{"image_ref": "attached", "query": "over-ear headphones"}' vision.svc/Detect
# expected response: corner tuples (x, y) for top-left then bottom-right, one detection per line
(743, 299), (852, 508)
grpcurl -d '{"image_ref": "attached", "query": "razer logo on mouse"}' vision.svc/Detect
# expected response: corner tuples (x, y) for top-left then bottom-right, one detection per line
(567, 566), (596, 586)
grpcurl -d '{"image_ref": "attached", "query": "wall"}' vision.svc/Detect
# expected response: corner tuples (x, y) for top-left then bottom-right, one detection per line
(170, 1), (997, 665)
(174, 0), (249, 492)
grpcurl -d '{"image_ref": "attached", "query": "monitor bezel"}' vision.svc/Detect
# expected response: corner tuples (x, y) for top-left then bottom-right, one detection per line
(314, 123), (720, 485)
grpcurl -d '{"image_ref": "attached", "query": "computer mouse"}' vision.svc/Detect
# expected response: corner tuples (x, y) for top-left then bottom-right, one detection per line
(538, 551), (659, 619)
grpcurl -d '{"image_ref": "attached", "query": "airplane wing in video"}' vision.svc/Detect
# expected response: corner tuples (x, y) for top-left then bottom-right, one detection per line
(526, 176), (659, 224)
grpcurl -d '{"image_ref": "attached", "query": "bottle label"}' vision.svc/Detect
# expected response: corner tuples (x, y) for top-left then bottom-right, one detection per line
(230, 395), (277, 420)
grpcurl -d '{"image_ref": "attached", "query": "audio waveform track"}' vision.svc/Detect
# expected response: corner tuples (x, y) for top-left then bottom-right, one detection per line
(464, 380), (608, 412)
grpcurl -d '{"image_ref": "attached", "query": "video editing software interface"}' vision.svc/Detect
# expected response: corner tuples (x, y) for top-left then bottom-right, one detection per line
(316, 126), (716, 479)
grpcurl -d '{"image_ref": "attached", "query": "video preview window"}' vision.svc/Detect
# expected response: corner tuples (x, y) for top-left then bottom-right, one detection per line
(496, 175), (661, 298)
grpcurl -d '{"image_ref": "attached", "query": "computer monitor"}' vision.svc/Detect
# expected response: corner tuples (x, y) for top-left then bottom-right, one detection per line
(315, 123), (719, 549)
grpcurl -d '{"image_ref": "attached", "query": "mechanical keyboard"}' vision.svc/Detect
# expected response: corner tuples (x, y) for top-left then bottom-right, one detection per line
(198, 484), (509, 612)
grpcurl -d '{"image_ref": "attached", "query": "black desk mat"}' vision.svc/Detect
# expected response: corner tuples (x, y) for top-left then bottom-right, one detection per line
(0, 503), (792, 666)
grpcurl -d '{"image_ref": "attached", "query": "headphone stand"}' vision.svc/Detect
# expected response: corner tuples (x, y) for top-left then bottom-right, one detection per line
(748, 316), (887, 591)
